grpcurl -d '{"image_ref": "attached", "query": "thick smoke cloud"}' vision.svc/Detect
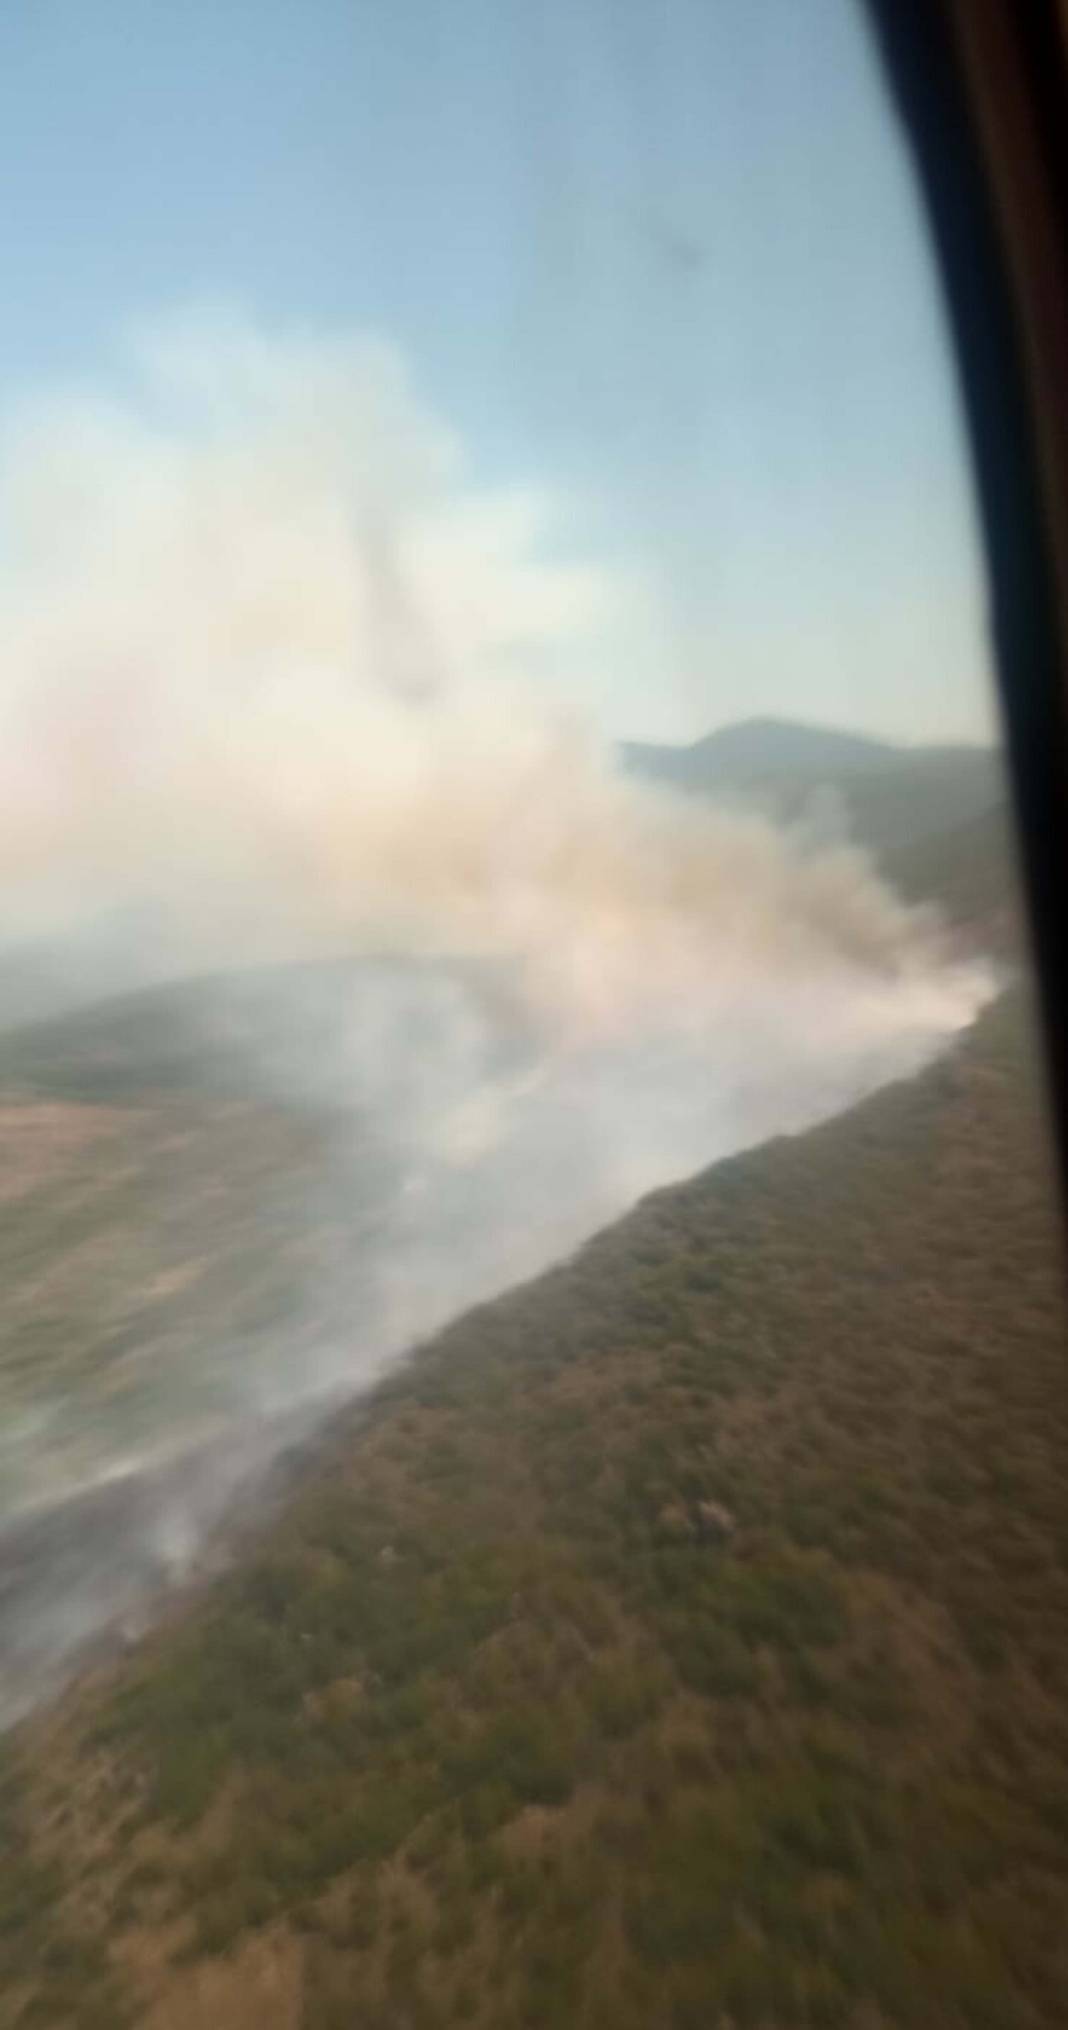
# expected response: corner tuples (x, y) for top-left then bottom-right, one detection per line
(0, 314), (993, 1720)
(0, 312), (977, 1017)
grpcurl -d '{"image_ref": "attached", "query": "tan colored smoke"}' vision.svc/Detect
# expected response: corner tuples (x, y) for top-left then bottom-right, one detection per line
(0, 310), (985, 1051)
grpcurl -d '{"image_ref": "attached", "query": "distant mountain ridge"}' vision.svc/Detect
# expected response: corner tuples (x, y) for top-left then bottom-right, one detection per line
(622, 714), (994, 784)
(624, 715), (960, 781)
(0, 721), (1016, 1038)
(625, 715), (1017, 947)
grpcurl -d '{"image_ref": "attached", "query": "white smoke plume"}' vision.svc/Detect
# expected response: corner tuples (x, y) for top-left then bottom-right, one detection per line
(0, 312), (994, 1720)
(0, 310), (980, 1027)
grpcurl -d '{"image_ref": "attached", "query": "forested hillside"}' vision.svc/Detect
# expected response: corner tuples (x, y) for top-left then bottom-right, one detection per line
(2, 989), (1065, 2030)
(884, 804), (1022, 954)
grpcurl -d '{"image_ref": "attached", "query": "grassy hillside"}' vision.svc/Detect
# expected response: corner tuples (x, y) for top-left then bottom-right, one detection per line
(2, 989), (1065, 2030)
(0, 995), (353, 1523)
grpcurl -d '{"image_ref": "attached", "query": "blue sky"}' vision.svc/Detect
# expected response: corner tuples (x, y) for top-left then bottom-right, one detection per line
(0, 0), (996, 744)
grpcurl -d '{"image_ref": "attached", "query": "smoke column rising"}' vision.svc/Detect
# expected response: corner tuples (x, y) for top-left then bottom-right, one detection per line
(0, 311), (981, 1012)
(0, 313), (993, 1718)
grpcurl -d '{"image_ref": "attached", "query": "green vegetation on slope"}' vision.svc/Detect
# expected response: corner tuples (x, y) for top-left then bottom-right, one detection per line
(1, 990), (1066, 2029)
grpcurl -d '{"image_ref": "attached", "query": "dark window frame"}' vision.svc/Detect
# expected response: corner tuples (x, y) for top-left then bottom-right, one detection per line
(866, 0), (1068, 1208)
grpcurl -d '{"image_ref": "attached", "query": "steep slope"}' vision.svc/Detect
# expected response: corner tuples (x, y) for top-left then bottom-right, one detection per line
(2, 990), (1065, 2030)
(883, 803), (1023, 954)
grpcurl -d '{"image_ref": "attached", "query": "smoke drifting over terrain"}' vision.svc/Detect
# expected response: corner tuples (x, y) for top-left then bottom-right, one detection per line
(0, 313), (978, 1013)
(0, 315), (993, 1719)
